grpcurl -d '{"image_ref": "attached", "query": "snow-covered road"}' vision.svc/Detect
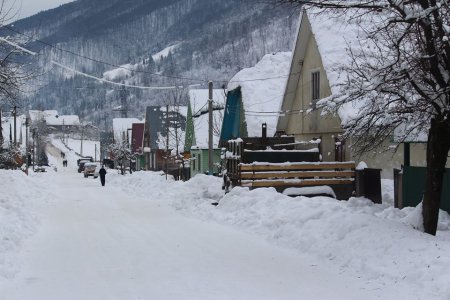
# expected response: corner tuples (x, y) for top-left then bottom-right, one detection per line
(0, 169), (403, 299)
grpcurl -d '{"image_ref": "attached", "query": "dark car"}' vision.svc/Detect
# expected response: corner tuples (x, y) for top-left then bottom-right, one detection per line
(78, 161), (88, 173)
(77, 157), (94, 166)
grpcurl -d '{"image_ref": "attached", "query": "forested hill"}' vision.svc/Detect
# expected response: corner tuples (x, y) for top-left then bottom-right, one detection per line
(9, 0), (299, 126)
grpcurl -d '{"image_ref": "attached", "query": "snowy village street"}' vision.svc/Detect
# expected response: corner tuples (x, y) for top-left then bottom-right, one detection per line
(0, 159), (415, 300)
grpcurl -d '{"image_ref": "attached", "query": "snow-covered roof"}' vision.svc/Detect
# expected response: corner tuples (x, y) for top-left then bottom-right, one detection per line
(189, 89), (225, 148)
(46, 115), (80, 126)
(28, 110), (80, 126)
(29, 110), (58, 122)
(228, 52), (292, 137)
(306, 8), (374, 125)
(113, 118), (143, 142)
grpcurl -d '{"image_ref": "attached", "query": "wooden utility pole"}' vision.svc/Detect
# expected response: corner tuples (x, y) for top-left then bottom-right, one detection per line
(0, 109), (3, 149)
(80, 126), (84, 157)
(25, 117), (29, 175)
(208, 81), (213, 175)
(165, 105), (169, 180)
(32, 129), (36, 171)
(12, 106), (17, 147)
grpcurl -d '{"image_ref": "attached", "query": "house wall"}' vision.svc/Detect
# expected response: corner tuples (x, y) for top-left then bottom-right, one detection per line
(281, 17), (432, 178)
(286, 26), (346, 163)
(190, 149), (221, 177)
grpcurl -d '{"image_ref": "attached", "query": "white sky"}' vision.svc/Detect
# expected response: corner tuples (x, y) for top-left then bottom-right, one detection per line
(5, 0), (74, 20)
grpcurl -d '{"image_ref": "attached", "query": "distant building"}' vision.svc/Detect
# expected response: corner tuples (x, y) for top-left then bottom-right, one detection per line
(29, 110), (80, 133)
(143, 105), (187, 173)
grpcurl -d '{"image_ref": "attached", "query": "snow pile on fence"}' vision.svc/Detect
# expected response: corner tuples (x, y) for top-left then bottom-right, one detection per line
(0, 171), (43, 278)
(114, 171), (450, 299)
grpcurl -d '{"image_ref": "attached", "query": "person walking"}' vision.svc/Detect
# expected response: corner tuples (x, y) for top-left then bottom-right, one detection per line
(99, 165), (107, 186)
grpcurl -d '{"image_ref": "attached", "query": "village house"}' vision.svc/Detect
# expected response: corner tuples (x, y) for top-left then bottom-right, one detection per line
(184, 89), (225, 176)
(275, 8), (429, 177)
(143, 105), (187, 174)
(220, 52), (292, 145)
(28, 110), (80, 133)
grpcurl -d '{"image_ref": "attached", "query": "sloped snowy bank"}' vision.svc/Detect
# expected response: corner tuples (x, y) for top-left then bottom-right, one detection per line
(111, 171), (450, 299)
(0, 171), (52, 278)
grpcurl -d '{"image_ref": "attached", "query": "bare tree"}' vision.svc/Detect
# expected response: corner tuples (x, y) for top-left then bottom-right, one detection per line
(108, 140), (132, 175)
(0, 2), (36, 107)
(278, 0), (450, 235)
(161, 86), (187, 158)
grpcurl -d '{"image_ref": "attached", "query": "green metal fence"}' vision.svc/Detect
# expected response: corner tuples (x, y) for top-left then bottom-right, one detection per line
(403, 166), (450, 213)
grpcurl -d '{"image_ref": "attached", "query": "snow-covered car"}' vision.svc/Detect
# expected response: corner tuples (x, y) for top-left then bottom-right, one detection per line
(83, 163), (99, 178)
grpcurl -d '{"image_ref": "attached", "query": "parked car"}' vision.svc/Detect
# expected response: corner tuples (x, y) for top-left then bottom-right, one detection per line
(78, 161), (89, 173)
(83, 162), (99, 178)
(77, 157), (94, 166)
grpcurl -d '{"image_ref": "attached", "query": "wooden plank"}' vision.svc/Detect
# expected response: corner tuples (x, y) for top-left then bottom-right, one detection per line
(241, 179), (354, 188)
(239, 162), (356, 172)
(240, 171), (355, 180)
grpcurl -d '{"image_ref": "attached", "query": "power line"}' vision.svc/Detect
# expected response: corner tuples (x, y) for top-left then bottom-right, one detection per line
(4, 25), (207, 83)
(4, 26), (304, 85)
(51, 61), (182, 90)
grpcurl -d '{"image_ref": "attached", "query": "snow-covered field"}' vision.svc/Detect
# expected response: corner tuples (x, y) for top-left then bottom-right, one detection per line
(1, 158), (449, 298)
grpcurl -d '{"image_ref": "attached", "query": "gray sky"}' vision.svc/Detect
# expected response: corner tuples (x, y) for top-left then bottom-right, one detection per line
(7, 0), (74, 20)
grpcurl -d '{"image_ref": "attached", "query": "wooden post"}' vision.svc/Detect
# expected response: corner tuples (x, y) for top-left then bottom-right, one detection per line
(208, 81), (213, 175)
(166, 105), (169, 180)
(13, 106), (17, 147)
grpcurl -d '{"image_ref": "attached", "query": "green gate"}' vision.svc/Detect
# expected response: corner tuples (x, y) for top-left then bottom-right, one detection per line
(403, 166), (450, 213)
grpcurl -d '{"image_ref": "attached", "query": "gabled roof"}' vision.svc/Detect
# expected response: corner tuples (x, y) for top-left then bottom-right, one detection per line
(113, 118), (143, 142)
(228, 52), (291, 137)
(277, 7), (373, 131)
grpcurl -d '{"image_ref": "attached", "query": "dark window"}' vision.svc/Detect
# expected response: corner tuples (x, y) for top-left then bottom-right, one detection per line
(198, 154), (201, 171)
(311, 71), (320, 105)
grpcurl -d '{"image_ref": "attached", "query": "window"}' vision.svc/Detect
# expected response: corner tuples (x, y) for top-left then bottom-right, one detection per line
(311, 71), (320, 105)
(192, 154), (196, 170)
(198, 154), (201, 171)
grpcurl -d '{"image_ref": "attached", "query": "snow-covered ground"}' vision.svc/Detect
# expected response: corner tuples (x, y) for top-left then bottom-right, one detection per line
(1, 147), (449, 299)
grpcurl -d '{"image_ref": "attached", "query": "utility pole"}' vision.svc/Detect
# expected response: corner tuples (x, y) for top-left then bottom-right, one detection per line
(165, 105), (169, 180)
(119, 85), (128, 118)
(0, 109), (3, 149)
(12, 106), (17, 147)
(9, 124), (12, 148)
(80, 126), (84, 157)
(32, 129), (36, 171)
(208, 81), (213, 175)
(25, 117), (29, 175)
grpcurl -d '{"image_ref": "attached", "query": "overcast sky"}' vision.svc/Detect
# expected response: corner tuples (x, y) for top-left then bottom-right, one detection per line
(7, 0), (74, 20)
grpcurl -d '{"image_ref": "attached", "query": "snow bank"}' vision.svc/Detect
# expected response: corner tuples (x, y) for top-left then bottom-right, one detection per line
(115, 172), (450, 299)
(0, 171), (43, 278)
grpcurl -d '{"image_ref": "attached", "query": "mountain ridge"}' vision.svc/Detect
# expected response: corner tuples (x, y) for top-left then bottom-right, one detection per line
(9, 0), (299, 126)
